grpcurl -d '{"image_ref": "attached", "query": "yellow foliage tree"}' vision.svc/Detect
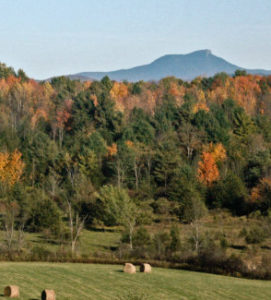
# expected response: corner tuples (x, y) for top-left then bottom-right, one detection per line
(0, 150), (24, 187)
(203, 143), (227, 162)
(110, 82), (128, 100)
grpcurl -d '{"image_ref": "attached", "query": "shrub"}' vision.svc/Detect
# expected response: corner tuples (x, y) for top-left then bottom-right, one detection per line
(207, 172), (247, 215)
(220, 237), (228, 249)
(30, 246), (53, 261)
(198, 243), (245, 275)
(27, 197), (63, 235)
(133, 227), (152, 248)
(137, 202), (154, 225)
(245, 227), (267, 244)
(152, 231), (171, 259)
(169, 225), (181, 252)
(152, 197), (171, 215)
(116, 243), (132, 260)
(239, 227), (247, 238)
(254, 255), (271, 279)
(120, 226), (152, 258)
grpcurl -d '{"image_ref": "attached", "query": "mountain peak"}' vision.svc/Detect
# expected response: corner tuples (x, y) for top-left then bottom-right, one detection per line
(69, 50), (271, 82)
(153, 49), (213, 61)
(190, 49), (212, 56)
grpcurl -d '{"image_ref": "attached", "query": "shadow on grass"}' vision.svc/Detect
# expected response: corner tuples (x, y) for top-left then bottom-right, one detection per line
(230, 244), (247, 250)
(88, 227), (117, 233)
(100, 245), (117, 251)
(0, 294), (39, 300)
(35, 235), (63, 245)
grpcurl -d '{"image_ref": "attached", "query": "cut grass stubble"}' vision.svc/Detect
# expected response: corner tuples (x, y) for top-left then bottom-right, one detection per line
(0, 262), (271, 300)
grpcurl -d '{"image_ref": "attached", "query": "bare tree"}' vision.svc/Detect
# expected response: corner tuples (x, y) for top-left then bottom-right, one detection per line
(65, 172), (93, 256)
(184, 197), (207, 253)
(178, 123), (204, 160)
(1, 200), (23, 253)
(17, 223), (25, 251)
(67, 199), (87, 256)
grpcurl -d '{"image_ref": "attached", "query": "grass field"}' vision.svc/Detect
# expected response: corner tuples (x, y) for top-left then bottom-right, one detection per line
(2, 210), (270, 260)
(0, 262), (270, 299)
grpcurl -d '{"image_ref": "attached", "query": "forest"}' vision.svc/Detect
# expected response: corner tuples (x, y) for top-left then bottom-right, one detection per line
(1, 62), (271, 277)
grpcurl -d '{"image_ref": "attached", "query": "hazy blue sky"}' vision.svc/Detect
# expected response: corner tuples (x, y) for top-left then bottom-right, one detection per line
(1, 0), (270, 79)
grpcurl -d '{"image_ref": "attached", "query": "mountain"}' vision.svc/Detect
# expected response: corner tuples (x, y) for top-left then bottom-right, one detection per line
(66, 50), (271, 82)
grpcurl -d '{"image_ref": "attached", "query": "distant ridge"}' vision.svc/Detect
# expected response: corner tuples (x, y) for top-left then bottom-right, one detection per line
(63, 50), (271, 82)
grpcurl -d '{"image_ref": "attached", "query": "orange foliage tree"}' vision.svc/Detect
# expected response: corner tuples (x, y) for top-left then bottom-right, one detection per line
(107, 143), (117, 157)
(197, 143), (226, 186)
(197, 152), (219, 186)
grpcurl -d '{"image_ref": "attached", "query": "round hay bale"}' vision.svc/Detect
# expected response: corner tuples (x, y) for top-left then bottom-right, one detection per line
(123, 263), (136, 274)
(4, 285), (20, 298)
(140, 263), (152, 273)
(41, 289), (56, 300)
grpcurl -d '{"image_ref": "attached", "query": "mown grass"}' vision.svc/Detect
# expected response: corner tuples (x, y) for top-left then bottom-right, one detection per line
(0, 262), (270, 299)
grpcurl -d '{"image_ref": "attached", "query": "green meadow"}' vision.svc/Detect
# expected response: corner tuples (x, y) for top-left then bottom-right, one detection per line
(0, 262), (270, 299)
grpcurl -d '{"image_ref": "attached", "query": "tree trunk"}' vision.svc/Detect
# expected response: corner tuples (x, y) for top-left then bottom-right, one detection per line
(67, 200), (86, 257)
(134, 161), (139, 191)
(116, 159), (122, 189)
(129, 225), (133, 250)
(5, 207), (15, 253)
(67, 200), (74, 255)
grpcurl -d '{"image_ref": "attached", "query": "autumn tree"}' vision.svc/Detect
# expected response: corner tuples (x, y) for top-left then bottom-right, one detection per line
(197, 152), (219, 186)
(56, 99), (72, 147)
(198, 143), (226, 186)
(0, 150), (24, 251)
(0, 150), (24, 189)
(203, 142), (227, 162)
(110, 82), (129, 112)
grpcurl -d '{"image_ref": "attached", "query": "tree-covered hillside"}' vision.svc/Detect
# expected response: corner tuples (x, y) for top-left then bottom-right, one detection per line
(1, 62), (271, 277)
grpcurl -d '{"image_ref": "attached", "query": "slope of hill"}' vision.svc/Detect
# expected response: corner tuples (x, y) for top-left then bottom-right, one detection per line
(68, 49), (271, 81)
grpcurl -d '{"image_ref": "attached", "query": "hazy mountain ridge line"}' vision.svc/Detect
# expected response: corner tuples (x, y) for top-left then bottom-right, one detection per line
(62, 50), (271, 82)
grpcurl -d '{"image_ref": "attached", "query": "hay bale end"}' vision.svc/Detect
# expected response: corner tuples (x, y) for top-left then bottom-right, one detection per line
(41, 289), (56, 300)
(4, 285), (20, 298)
(140, 263), (152, 273)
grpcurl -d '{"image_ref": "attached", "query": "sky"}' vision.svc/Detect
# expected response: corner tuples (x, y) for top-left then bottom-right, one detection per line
(0, 0), (271, 79)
